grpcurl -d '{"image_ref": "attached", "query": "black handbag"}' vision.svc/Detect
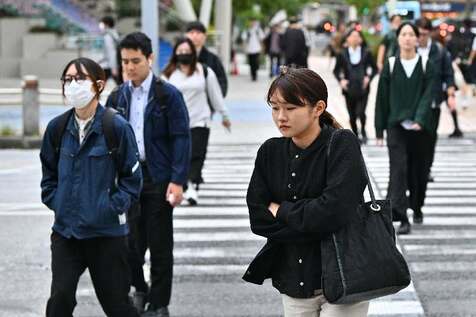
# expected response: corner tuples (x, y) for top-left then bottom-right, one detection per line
(321, 130), (411, 304)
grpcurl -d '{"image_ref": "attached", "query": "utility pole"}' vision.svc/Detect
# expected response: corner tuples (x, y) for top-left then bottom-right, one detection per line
(199, 0), (213, 28)
(214, 0), (232, 72)
(141, 0), (159, 74)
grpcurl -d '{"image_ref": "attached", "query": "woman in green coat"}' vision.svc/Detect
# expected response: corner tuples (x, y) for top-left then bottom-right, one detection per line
(375, 22), (435, 235)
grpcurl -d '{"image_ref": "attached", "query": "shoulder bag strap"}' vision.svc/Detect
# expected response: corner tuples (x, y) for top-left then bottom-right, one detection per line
(327, 129), (379, 209)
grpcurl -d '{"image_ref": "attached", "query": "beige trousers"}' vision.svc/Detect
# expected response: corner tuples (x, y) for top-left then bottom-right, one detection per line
(282, 293), (369, 317)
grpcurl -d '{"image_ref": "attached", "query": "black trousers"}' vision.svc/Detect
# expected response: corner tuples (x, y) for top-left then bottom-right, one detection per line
(344, 94), (369, 138)
(46, 232), (138, 317)
(428, 108), (441, 171)
(269, 52), (281, 76)
(386, 126), (432, 223)
(247, 53), (260, 81)
(189, 127), (210, 186)
(128, 166), (174, 307)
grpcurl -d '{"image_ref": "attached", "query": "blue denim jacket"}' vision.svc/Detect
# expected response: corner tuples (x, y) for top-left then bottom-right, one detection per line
(40, 105), (142, 239)
(105, 75), (191, 185)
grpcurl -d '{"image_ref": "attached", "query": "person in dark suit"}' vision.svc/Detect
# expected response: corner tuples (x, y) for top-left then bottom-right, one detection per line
(333, 29), (377, 144)
(281, 17), (309, 68)
(186, 21), (228, 97)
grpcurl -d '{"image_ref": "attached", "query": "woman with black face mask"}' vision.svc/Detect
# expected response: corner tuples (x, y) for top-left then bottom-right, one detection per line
(163, 37), (232, 205)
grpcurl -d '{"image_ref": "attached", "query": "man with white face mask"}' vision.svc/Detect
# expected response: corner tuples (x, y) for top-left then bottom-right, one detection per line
(40, 58), (142, 316)
(106, 32), (191, 317)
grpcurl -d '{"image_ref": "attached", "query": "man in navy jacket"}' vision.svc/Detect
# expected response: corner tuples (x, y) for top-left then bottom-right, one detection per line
(106, 32), (191, 317)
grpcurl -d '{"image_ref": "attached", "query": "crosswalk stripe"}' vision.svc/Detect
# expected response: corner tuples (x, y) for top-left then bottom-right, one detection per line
(173, 219), (250, 229)
(404, 244), (476, 254)
(174, 232), (263, 242)
(399, 230), (476, 240)
(410, 261), (476, 272)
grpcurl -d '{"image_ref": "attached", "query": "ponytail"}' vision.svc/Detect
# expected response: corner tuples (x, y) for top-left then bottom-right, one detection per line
(321, 110), (342, 129)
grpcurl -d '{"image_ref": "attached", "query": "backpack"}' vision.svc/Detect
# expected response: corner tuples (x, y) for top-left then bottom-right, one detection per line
(51, 107), (120, 165)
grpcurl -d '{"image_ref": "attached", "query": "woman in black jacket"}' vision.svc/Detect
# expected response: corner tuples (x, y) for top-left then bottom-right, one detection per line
(244, 67), (369, 316)
(333, 29), (377, 144)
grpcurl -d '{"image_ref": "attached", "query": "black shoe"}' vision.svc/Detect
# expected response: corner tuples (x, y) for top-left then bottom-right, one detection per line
(413, 211), (423, 224)
(132, 291), (148, 314)
(142, 305), (169, 317)
(397, 222), (411, 235)
(361, 136), (368, 145)
(449, 130), (463, 138)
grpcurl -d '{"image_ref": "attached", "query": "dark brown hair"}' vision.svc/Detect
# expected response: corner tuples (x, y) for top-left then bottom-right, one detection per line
(415, 17), (432, 31)
(396, 22), (419, 37)
(267, 67), (342, 129)
(60, 57), (105, 98)
(162, 37), (198, 78)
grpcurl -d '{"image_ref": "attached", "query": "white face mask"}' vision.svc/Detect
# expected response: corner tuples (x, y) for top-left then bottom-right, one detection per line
(64, 79), (95, 109)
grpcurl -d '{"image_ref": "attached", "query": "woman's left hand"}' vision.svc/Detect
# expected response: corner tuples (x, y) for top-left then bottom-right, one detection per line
(411, 123), (422, 131)
(268, 202), (280, 217)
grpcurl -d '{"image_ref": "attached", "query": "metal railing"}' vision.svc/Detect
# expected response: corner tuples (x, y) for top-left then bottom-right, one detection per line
(0, 87), (112, 106)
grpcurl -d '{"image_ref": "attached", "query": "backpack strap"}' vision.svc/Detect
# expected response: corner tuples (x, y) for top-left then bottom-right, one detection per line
(200, 63), (214, 116)
(421, 54), (428, 74)
(388, 56), (396, 74)
(107, 86), (121, 110)
(155, 78), (168, 112)
(102, 107), (119, 155)
(52, 108), (74, 157)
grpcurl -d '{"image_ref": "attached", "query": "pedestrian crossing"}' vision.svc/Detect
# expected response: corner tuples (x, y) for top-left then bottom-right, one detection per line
(1, 137), (475, 316)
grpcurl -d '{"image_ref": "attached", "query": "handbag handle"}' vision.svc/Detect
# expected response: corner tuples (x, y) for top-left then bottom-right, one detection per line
(327, 129), (381, 212)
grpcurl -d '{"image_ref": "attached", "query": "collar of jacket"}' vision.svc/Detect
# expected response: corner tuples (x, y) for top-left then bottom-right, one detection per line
(121, 73), (158, 119)
(288, 125), (334, 157)
(66, 104), (105, 137)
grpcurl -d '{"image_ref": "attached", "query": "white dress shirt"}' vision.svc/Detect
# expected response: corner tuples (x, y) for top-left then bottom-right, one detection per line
(348, 46), (362, 65)
(417, 39), (432, 58)
(128, 71), (153, 161)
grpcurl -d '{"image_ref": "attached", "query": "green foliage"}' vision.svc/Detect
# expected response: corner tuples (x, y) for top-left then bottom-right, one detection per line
(191, 0), (309, 24)
(115, 0), (140, 18)
(345, 0), (385, 16)
(363, 30), (382, 59)
(234, 0), (309, 20)
(29, 25), (63, 35)
(0, 126), (15, 136)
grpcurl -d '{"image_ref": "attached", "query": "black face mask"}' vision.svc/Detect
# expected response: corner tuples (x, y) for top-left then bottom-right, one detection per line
(176, 54), (194, 65)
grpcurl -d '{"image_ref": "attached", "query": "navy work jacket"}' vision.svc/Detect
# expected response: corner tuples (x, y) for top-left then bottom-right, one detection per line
(105, 75), (191, 185)
(40, 105), (142, 239)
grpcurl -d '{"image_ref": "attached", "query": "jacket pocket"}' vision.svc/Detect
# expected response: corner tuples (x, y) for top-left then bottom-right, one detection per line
(87, 146), (114, 183)
(79, 147), (117, 227)
(97, 190), (119, 225)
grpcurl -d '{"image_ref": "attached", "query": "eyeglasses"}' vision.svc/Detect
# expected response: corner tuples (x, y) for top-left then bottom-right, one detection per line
(61, 74), (91, 85)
